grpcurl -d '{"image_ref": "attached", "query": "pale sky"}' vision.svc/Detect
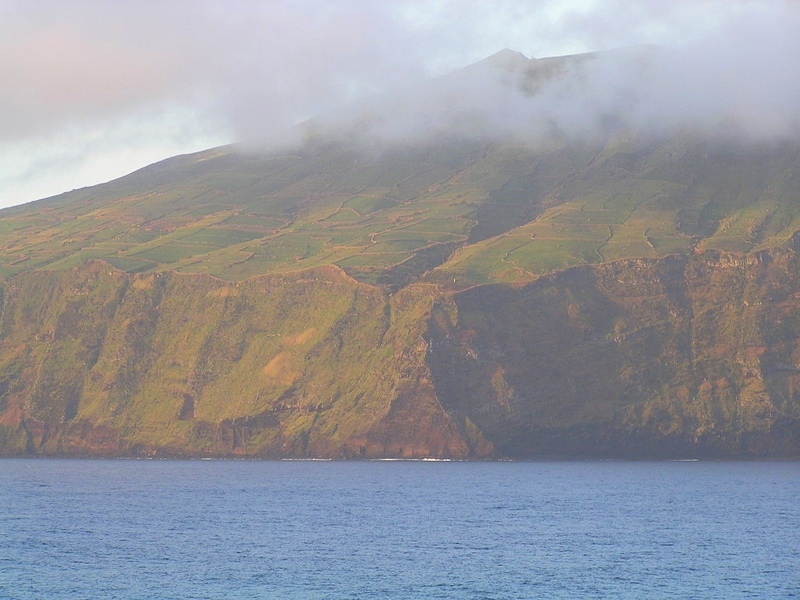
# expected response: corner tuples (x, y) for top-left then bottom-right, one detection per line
(1, 0), (797, 208)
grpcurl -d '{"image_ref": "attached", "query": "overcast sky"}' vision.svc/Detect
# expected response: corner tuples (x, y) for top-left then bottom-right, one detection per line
(1, 0), (798, 208)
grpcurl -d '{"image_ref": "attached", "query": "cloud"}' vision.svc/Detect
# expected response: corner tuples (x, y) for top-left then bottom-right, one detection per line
(0, 1), (432, 145)
(6, 0), (794, 147)
(307, 1), (800, 149)
(0, 0), (798, 206)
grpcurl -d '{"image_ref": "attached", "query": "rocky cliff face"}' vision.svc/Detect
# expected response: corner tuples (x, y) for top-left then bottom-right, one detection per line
(0, 262), (474, 458)
(428, 248), (800, 457)
(1, 248), (799, 458)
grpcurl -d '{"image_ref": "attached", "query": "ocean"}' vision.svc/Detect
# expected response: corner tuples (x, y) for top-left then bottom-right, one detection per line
(1, 459), (798, 599)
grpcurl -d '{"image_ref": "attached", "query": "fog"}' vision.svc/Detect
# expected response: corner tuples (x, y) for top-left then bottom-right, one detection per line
(1, 0), (798, 206)
(311, 6), (800, 148)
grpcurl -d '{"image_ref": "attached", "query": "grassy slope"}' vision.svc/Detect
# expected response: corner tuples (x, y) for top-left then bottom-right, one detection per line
(431, 138), (800, 286)
(2, 136), (797, 290)
(0, 142), (495, 284)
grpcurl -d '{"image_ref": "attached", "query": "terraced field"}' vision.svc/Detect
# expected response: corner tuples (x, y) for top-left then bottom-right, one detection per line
(3, 134), (797, 291)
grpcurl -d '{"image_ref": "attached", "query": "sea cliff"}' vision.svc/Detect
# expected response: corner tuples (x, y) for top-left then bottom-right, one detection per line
(1, 247), (798, 458)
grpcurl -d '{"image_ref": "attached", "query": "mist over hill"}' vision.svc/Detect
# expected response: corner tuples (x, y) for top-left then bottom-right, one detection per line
(266, 39), (800, 152)
(0, 47), (799, 458)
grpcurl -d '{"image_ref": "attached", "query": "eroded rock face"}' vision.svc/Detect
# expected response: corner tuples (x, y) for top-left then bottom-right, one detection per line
(0, 263), (466, 458)
(1, 250), (799, 458)
(427, 250), (800, 458)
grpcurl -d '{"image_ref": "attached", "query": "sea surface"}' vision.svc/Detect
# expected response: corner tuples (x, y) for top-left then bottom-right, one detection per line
(1, 459), (798, 599)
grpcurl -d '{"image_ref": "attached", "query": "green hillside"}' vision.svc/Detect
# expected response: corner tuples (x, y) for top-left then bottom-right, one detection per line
(2, 135), (798, 290)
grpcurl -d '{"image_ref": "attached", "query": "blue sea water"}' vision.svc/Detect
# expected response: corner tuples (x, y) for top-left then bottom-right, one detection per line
(1, 460), (798, 599)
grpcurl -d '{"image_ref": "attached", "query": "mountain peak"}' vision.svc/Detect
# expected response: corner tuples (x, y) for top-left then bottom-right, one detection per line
(487, 48), (529, 61)
(479, 48), (530, 69)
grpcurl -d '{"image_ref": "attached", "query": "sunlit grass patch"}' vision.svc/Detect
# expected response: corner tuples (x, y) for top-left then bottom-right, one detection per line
(399, 217), (473, 236)
(45, 248), (118, 270)
(508, 239), (604, 272)
(105, 256), (156, 273)
(336, 251), (411, 268)
(133, 244), (219, 264)
(343, 194), (396, 215)
(322, 208), (361, 223)
(179, 228), (265, 248)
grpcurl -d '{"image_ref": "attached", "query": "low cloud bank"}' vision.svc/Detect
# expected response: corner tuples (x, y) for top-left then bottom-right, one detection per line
(307, 10), (800, 150)
(1, 1), (798, 206)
